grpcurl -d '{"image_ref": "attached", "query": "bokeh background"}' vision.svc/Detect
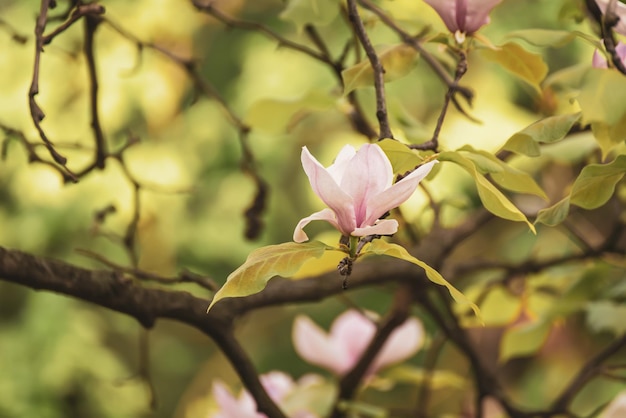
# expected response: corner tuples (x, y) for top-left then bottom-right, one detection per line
(1, 0), (623, 417)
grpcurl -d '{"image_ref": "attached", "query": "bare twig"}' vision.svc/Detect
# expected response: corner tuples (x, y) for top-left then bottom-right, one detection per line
(346, 0), (393, 139)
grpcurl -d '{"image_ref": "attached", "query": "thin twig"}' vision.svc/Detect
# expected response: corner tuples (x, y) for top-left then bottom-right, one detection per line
(346, 0), (393, 140)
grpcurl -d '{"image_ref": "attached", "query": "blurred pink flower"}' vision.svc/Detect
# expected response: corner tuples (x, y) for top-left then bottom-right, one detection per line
(210, 372), (318, 418)
(592, 41), (626, 68)
(292, 310), (424, 376)
(601, 391), (626, 418)
(423, 0), (502, 41)
(596, 0), (626, 35)
(293, 144), (437, 243)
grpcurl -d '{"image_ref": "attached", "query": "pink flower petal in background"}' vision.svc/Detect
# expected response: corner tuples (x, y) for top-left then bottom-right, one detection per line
(293, 310), (424, 376)
(423, 0), (502, 38)
(294, 144), (437, 242)
(593, 41), (626, 68)
(596, 0), (626, 35)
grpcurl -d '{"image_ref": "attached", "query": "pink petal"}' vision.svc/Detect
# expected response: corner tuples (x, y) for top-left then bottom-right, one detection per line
(211, 381), (264, 418)
(293, 208), (340, 243)
(424, 0), (501, 34)
(363, 160), (437, 227)
(596, 0), (626, 35)
(328, 311), (377, 374)
(593, 49), (609, 68)
(260, 371), (295, 403)
(371, 317), (424, 372)
(327, 145), (357, 184)
(301, 147), (356, 235)
(292, 315), (349, 374)
(352, 219), (399, 237)
(339, 144), (394, 227)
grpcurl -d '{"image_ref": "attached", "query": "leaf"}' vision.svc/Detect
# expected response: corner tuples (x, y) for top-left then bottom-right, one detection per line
(363, 240), (481, 318)
(458, 146), (547, 199)
(501, 113), (581, 157)
(591, 119), (626, 161)
(499, 319), (551, 362)
(506, 29), (601, 49)
(378, 139), (424, 174)
(570, 154), (626, 209)
(342, 44), (419, 94)
(439, 152), (536, 233)
(578, 69), (626, 126)
(280, 0), (339, 30)
(386, 366), (467, 390)
(480, 42), (548, 95)
(535, 197), (571, 226)
(586, 301), (626, 336)
(208, 241), (332, 310)
(246, 91), (335, 133)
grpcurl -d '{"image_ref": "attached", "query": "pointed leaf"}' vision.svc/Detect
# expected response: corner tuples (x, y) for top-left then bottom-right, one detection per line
(506, 29), (601, 49)
(480, 42), (548, 95)
(499, 319), (551, 362)
(280, 0), (339, 30)
(578, 69), (626, 126)
(363, 240), (480, 317)
(440, 152), (536, 232)
(591, 120), (626, 161)
(378, 139), (424, 175)
(501, 113), (581, 157)
(570, 154), (626, 209)
(459, 146), (547, 199)
(208, 241), (332, 310)
(342, 44), (419, 94)
(535, 197), (571, 226)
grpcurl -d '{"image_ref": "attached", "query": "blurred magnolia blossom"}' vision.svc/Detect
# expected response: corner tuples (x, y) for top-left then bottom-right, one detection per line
(293, 144), (436, 243)
(601, 391), (626, 418)
(210, 371), (319, 418)
(292, 310), (424, 376)
(593, 41), (626, 68)
(596, 0), (626, 35)
(423, 0), (502, 43)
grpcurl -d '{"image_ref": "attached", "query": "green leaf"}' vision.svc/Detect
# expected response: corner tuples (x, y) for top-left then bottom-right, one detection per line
(480, 42), (548, 95)
(499, 319), (551, 362)
(280, 0), (339, 30)
(338, 400), (388, 418)
(246, 91), (335, 133)
(501, 113), (581, 157)
(208, 241), (332, 310)
(458, 146), (548, 199)
(342, 44), (419, 94)
(535, 197), (571, 226)
(378, 139), (424, 175)
(591, 119), (626, 161)
(386, 366), (467, 390)
(506, 29), (601, 49)
(439, 151), (536, 233)
(363, 240), (481, 318)
(570, 154), (626, 209)
(586, 301), (626, 336)
(578, 69), (626, 126)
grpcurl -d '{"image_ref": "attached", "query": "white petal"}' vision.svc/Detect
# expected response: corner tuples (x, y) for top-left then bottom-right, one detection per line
(293, 208), (339, 243)
(352, 219), (399, 237)
(327, 144), (357, 184)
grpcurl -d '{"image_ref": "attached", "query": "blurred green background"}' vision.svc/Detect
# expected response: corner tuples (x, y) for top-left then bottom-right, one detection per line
(1, 0), (625, 417)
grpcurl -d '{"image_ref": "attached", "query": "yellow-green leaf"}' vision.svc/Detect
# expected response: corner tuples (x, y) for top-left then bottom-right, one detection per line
(506, 29), (601, 49)
(280, 0), (339, 30)
(378, 138), (424, 175)
(440, 152), (536, 233)
(480, 42), (548, 95)
(499, 319), (551, 362)
(578, 69), (626, 126)
(586, 301), (626, 336)
(386, 366), (467, 390)
(458, 146), (547, 199)
(363, 240), (480, 317)
(535, 197), (571, 226)
(208, 241), (332, 310)
(591, 120), (626, 161)
(500, 113), (581, 157)
(570, 154), (626, 209)
(342, 44), (419, 94)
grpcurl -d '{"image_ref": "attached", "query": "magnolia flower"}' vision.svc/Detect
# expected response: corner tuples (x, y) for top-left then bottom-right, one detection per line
(423, 0), (502, 43)
(596, 0), (626, 35)
(210, 372), (318, 418)
(292, 310), (424, 376)
(593, 41), (626, 68)
(601, 391), (626, 418)
(293, 144), (437, 243)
